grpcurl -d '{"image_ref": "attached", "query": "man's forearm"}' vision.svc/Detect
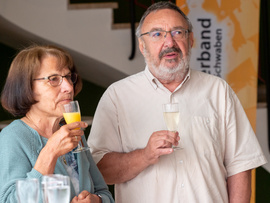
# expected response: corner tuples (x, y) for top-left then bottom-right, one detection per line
(97, 149), (151, 185)
(96, 131), (175, 185)
(227, 170), (252, 203)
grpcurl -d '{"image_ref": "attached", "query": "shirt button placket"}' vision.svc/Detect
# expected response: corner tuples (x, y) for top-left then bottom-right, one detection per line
(179, 160), (185, 189)
(176, 155), (185, 202)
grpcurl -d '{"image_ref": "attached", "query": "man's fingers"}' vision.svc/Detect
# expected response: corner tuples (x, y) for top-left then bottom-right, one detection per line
(158, 148), (174, 156)
(157, 133), (179, 147)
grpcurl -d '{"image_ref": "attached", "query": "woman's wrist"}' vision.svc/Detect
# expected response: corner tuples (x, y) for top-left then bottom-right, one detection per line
(96, 193), (102, 203)
(34, 146), (58, 174)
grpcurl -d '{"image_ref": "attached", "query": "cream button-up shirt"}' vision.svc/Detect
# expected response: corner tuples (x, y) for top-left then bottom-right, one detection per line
(88, 67), (266, 203)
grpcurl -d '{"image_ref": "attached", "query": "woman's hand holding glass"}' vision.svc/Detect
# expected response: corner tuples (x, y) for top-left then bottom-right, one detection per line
(62, 101), (90, 153)
(34, 121), (88, 176)
(46, 121), (88, 157)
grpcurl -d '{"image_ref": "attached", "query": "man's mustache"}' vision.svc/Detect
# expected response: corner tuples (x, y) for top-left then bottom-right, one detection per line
(159, 47), (182, 59)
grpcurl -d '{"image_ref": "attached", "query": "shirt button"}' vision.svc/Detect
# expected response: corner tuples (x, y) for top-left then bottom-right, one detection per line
(181, 183), (185, 188)
(179, 160), (183, 164)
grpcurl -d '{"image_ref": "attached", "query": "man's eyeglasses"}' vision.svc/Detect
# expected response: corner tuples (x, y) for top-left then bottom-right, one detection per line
(33, 73), (77, 87)
(139, 28), (190, 42)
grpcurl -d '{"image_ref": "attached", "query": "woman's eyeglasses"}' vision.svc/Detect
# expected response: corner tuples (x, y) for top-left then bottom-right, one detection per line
(33, 73), (77, 87)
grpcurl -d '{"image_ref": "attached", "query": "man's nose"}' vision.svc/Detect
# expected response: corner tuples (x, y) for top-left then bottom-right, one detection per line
(163, 31), (175, 47)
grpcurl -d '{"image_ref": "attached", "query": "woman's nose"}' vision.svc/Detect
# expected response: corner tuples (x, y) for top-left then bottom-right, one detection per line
(61, 77), (74, 92)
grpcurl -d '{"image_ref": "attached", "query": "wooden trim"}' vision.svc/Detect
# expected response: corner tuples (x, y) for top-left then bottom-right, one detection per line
(112, 22), (139, 30)
(257, 102), (267, 108)
(67, 1), (140, 30)
(68, 2), (118, 10)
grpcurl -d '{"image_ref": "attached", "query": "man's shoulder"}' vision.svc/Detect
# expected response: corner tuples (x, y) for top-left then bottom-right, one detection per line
(190, 69), (227, 84)
(108, 71), (146, 88)
(188, 69), (232, 95)
(191, 69), (221, 78)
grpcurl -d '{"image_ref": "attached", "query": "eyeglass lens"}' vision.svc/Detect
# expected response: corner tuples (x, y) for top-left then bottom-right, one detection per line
(148, 30), (187, 41)
(49, 74), (77, 86)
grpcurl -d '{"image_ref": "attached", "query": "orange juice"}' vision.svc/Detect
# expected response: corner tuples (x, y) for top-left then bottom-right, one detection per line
(63, 112), (81, 124)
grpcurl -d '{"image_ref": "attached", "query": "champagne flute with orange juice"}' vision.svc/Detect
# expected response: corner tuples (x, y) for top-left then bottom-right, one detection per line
(62, 100), (89, 153)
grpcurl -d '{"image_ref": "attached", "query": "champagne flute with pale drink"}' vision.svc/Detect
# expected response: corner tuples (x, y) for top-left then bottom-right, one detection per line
(62, 100), (89, 153)
(162, 103), (182, 150)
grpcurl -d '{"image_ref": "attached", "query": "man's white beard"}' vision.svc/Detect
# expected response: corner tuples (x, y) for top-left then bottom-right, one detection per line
(144, 48), (190, 83)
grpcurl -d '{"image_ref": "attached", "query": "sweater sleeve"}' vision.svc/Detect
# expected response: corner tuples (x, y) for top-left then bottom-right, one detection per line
(0, 121), (43, 203)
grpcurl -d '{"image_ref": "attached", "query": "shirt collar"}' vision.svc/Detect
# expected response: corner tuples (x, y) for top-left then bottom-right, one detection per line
(144, 66), (191, 91)
(144, 66), (159, 89)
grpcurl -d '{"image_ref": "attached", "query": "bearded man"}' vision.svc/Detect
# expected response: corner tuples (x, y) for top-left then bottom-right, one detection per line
(87, 2), (266, 203)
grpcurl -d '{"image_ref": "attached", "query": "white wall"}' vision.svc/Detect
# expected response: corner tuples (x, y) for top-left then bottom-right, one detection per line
(0, 0), (145, 87)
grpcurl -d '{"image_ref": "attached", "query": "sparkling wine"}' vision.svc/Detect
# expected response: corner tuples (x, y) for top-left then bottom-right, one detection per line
(163, 112), (179, 131)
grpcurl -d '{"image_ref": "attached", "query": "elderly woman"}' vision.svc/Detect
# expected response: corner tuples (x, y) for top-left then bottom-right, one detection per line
(0, 45), (114, 203)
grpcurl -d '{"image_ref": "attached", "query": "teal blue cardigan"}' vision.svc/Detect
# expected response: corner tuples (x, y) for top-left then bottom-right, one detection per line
(0, 120), (114, 203)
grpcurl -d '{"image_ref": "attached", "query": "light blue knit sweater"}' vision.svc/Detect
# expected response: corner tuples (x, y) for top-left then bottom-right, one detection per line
(0, 120), (114, 203)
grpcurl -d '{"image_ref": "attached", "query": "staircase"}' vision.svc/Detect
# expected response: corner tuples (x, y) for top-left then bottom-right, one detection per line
(0, 0), (146, 87)
(68, 0), (177, 24)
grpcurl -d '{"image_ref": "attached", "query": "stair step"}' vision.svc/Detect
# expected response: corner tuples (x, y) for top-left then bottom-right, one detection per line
(68, 2), (118, 10)
(68, 0), (176, 29)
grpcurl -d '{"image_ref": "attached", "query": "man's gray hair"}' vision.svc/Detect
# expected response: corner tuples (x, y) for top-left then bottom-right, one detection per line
(135, 1), (193, 38)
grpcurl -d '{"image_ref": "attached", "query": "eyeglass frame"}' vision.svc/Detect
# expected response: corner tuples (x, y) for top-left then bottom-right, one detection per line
(33, 72), (78, 87)
(139, 28), (191, 41)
